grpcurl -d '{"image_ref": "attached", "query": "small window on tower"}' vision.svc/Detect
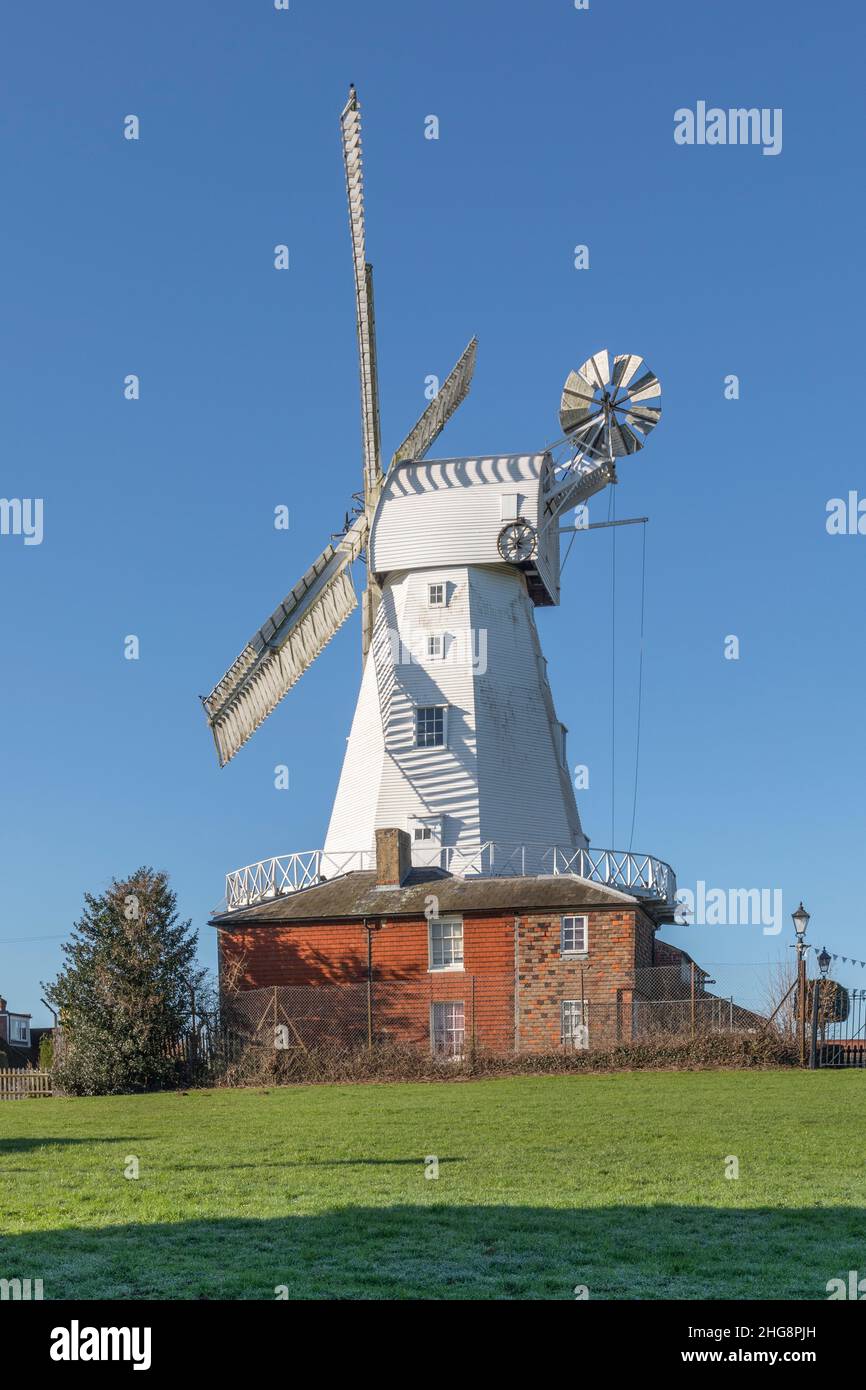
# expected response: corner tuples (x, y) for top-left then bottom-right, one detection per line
(427, 633), (444, 660)
(428, 583), (446, 608)
(416, 705), (447, 748)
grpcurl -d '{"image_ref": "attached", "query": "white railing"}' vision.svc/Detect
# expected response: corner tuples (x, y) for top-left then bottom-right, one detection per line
(224, 849), (375, 909)
(224, 843), (675, 912)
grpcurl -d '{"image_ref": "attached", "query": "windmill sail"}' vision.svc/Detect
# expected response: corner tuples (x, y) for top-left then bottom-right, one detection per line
(203, 521), (366, 767)
(391, 337), (478, 468)
(340, 87), (382, 510)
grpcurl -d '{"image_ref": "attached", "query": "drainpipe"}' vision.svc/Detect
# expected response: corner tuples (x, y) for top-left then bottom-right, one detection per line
(364, 918), (383, 1049)
(514, 917), (521, 1052)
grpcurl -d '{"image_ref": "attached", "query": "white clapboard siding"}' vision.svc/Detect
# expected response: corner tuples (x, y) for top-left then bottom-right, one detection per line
(371, 454), (557, 600)
(324, 563), (585, 861)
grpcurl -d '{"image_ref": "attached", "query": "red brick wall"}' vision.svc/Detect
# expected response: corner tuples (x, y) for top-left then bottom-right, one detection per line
(218, 904), (649, 1055)
(219, 914), (515, 1052)
(517, 909), (641, 1052)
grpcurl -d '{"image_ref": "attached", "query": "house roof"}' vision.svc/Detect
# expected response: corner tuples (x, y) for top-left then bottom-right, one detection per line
(210, 867), (653, 928)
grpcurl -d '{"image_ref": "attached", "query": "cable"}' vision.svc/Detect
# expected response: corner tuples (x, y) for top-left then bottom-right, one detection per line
(625, 519), (647, 845)
(609, 486), (616, 847)
(560, 526), (578, 574)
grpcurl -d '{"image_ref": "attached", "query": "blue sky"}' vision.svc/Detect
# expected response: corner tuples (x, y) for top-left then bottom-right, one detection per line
(1, 0), (863, 1021)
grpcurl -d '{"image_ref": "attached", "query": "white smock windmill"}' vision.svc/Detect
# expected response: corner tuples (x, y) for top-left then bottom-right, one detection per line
(202, 89), (667, 896)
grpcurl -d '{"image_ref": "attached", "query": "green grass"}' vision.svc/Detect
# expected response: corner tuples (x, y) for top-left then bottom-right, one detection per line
(1, 1071), (864, 1299)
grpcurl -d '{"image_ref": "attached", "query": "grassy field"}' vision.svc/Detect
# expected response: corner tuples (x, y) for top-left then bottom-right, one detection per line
(0, 1071), (863, 1299)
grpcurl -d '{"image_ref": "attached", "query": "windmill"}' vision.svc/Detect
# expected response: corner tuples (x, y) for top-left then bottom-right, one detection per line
(202, 87), (662, 878)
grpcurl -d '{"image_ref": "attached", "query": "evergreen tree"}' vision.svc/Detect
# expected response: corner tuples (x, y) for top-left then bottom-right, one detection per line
(44, 867), (204, 1095)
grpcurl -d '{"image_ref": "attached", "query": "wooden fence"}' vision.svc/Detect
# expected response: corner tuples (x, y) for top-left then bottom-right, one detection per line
(0, 1069), (52, 1099)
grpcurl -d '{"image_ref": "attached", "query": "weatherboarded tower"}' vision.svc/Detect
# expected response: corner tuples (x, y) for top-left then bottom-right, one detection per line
(201, 86), (668, 909)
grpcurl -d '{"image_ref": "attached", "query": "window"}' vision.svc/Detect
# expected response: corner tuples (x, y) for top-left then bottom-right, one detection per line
(416, 705), (446, 748)
(429, 916), (464, 970)
(10, 1018), (29, 1044)
(426, 633), (444, 661)
(410, 815), (442, 843)
(500, 493), (520, 521)
(561, 1000), (588, 1050)
(431, 1001), (465, 1057)
(560, 914), (588, 955)
(558, 723), (568, 768)
(428, 583), (446, 607)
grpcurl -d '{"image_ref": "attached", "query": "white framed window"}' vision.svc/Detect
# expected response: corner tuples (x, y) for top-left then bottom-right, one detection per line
(415, 704), (447, 748)
(500, 493), (520, 521)
(560, 914), (588, 955)
(431, 1000), (465, 1057)
(427, 582), (446, 608)
(10, 1018), (29, 1044)
(561, 999), (589, 1049)
(429, 916), (464, 970)
(410, 815), (442, 844)
(426, 633), (444, 661)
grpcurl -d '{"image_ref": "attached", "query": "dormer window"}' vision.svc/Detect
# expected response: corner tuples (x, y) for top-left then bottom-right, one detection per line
(10, 1017), (29, 1045)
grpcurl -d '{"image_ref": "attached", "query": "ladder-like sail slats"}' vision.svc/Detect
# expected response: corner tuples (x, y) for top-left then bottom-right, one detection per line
(204, 561), (358, 767)
(203, 519), (367, 766)
(340, 87), (382, 510)
(390, 337), (478, 469)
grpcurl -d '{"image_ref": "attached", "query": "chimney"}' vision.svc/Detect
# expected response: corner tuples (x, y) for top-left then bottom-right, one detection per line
(0, 997), (6, 1012)
(375, 828), (412, 888)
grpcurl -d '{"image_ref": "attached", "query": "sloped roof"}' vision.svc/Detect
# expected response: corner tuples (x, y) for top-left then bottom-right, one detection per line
(210, 867), (645, 928)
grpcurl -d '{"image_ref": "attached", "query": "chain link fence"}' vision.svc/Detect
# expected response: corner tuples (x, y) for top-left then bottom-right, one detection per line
(214, 968), (767, 1072)
(162, 959), (866, 1082)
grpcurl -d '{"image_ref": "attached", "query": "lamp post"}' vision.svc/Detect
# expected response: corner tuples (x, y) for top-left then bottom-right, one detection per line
(791, 902), (810, 1067)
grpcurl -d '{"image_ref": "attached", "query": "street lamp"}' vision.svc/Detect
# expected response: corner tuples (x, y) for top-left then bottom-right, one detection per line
(818, 946), (831, 977)
(791, 902), (810, 1066)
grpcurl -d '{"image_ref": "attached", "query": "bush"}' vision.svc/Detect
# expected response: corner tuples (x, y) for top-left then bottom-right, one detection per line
(38, 1033), (54, 1071)
(214, 1029), (796, 1089)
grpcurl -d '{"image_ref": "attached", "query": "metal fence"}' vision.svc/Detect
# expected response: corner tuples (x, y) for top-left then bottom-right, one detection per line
(814, 986), (866, 1068)
(217, 973), (759, 1067)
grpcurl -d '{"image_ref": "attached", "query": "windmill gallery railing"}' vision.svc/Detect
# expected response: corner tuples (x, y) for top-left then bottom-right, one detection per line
(223, 844), (676, 912)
